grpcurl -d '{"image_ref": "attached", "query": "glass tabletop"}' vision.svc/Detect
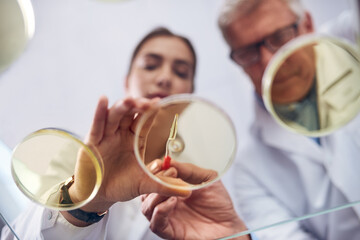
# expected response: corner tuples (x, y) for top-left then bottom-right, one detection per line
(0, 213), (20, 240)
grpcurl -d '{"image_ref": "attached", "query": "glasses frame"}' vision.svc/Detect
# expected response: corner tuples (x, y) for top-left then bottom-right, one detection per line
(230, 21), (299, 67)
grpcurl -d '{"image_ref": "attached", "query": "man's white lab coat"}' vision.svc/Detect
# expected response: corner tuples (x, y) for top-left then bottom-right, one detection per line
(234, 100), (360, 239)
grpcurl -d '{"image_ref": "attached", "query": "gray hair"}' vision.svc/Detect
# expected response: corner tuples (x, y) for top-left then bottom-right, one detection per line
(218, 0), (306, 32)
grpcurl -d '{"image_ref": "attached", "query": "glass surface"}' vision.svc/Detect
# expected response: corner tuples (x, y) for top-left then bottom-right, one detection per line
(11, 129), (103, 210)
(134, 94), (237, 190)
(0, 0), (35, 74)
(263, 35), (360, 136)
(0, 213), (19, 240)
(221, 199), (360, 239)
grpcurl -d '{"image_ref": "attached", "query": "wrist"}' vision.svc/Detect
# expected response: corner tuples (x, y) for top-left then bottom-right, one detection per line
(68, 178), (113, 213)
(232, 218), (251, 240)
(60, 176), (112, 226)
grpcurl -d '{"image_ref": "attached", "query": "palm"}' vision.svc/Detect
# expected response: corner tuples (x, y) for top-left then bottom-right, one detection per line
(77, 97), (188, 213)
(70, 97), (156, 212)
(87, 98), (154, 203)
(95, 129), (143, 201)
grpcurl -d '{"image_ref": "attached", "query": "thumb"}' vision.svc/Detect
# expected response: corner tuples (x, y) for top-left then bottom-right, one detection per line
(86, 96), (108, 145)
(140, 175), (192, 198)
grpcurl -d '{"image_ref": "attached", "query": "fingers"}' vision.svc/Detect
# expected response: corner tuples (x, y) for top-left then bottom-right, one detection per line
(149, 197), (177, 239)
(170, 160), (219, 185)
(86, 96), (157, 148)
(87, 96), (108, 145)
(130, 98), (160, 137)
(141, 193), (169, 221)
(147, 159), (177, 177)
(105, 97), (159, 137)
(141, 163), (178, 222)
(139, 173), (191, 197)
(119, 98), (153, 133)
(140, 160), (191, 197)
(105, 98), (135, 136)
(147, 159), (163, 174)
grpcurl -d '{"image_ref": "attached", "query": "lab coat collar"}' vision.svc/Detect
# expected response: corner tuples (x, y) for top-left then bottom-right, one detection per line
(316, 42), (352, 96)
(253, 99), (324, 164)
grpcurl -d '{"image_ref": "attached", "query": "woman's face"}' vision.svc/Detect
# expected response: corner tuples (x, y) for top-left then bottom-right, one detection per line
(125, 36), (194, 99)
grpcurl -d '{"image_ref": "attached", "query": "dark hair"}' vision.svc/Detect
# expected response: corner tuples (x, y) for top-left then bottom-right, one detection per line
(127, 27), (197, 91)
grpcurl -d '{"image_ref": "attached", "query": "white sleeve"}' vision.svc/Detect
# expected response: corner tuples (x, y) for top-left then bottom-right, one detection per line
(233, 160), (317, 240)
(319, 10), (358, 45)
(2, 203), (108, 240)
(0, 141), (30, 223)
(41, 209), (108, 240)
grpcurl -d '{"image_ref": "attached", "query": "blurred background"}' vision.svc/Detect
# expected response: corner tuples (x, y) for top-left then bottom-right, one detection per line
(0, 0), (355, 150)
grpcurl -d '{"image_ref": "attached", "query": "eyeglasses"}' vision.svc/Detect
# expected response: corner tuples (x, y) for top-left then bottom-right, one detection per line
(230, 21), (299, 67)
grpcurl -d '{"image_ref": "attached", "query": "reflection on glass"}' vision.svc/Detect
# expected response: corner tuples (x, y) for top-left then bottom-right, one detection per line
(0, 213), (19, 240)
(263, 35), (360, 136)
(134, 94), (237, 190)
(11, 129), (103, 210)
(0, 0), (35, 74)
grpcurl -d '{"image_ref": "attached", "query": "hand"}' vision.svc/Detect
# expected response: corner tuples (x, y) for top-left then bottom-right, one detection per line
(64, 96), (191, 226)
(141, 180), (250, 240)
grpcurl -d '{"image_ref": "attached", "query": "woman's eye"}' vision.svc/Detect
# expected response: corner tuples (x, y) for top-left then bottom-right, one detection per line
(174, 64), (191, 79)
(175, 70), (189, 79)
(144, 64), (158, 70)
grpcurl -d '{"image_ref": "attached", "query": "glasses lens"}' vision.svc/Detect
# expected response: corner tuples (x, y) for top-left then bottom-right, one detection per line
(232, 46), (259, 66)
(267, 25), (297, 51)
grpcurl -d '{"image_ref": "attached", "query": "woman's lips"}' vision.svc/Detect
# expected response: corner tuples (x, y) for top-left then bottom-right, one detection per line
(147, 93), (168, 99)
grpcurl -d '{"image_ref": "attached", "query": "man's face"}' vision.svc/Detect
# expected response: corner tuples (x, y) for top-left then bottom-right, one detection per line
(224, 0), (313, 97)
(272, 44), (316, 104)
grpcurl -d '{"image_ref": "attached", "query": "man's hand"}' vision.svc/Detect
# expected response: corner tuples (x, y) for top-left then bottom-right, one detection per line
(141, 180), (250, 240)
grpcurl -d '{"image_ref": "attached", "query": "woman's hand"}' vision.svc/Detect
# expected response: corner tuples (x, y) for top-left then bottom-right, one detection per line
(65, 96), (191, 222)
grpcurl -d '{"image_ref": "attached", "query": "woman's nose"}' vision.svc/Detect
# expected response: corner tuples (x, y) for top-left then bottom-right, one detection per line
(156, 67), (173, 89)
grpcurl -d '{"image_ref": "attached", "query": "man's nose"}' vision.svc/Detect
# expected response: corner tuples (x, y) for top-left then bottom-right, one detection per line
(259, 44), (275, 68)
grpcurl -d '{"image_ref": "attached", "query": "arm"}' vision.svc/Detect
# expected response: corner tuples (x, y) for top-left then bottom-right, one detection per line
(3, 96), (191, 240)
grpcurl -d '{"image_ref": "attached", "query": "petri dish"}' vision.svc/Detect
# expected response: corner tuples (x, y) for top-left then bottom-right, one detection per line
(134, 94), (237, 191)
(11, 128), (103, 210)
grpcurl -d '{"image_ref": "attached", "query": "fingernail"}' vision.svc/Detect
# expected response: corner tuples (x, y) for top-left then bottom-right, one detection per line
(149, 162), (159, 173)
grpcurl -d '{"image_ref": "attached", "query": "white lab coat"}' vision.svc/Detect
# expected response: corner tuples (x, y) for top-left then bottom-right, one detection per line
(320, 11), (358, 46)
(1, 198), (163, 240)
(0, 141), (30, 225)
(234, 100), (360, 240)
(1, 169), (238, 240)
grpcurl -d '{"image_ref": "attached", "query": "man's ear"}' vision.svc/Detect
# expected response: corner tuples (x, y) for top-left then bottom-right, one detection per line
(302, 11), (315, 33)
